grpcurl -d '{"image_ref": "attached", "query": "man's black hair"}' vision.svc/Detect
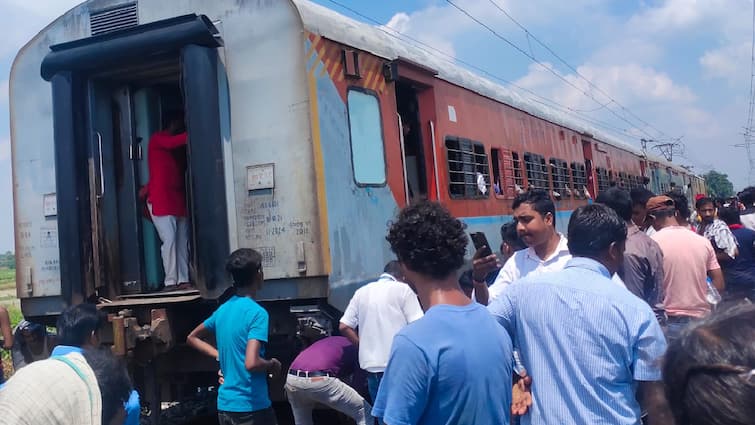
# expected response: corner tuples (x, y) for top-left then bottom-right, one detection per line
(386, 202), (467, 280)
(595, 188), (633, 221)
(56, 304), (105, 347)
(500, 221), (526, 250)
(737, 186), (755, 206)
(162, 109), (184, 128)
(383, 260), (403, 277)
(629, 187), (654, 207)
(512, 189), (556, 227)
(226, 248), (263, 288)
(458, 269), (474, 289)
(567, 204), (627, 258)
(82, 348), (133, 425)
(696, 196), (715, 210)
(718, 207), (741, 226)
(665, 191), (691, 220)
(650, 208), (677, 219)
(663, 304), (755, 425)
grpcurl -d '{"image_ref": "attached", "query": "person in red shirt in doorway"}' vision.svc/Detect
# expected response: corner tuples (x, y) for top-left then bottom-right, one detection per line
(143, 110), (191, 291)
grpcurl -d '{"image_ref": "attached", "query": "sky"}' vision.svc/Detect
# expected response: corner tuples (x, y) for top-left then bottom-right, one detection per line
(1, 0), (755, 252)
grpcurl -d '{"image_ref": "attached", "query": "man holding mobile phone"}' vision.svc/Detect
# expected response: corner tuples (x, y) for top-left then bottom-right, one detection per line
(473, 190), (569, 305)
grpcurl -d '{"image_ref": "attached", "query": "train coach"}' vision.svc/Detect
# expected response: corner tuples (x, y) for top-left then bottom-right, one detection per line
(9, 0), (704, 414)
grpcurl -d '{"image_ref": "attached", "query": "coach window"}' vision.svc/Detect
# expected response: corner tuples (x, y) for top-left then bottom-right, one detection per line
(445, 137), (490, 199)
(347, 89), (386, 185)
(570, 162), (587, 198)
(512, 152), (523, 190)
(524, 152), (549, 190)
(549, 158), (571, 198)
(596, 167), (610, 193)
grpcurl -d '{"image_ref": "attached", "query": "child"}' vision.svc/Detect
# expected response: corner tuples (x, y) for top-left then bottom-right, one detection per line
(188, 249), (281, 425)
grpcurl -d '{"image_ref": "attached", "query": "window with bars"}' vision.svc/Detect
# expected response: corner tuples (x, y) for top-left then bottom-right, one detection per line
(512, 152), (524, 189)
(618, 172), (629, 189)
(549, 158), (571, 198)
(524, 152), (549, 190)
(445, 137), (490, 199)
(596, 167), (610, 193)
(570, 162), (587, 198)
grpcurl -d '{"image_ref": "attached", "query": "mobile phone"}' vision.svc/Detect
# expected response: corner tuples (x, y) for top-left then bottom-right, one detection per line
(470, 232), (493, 257)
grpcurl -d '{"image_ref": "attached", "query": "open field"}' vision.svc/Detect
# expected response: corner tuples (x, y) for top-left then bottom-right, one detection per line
(0, 268), (20, 381)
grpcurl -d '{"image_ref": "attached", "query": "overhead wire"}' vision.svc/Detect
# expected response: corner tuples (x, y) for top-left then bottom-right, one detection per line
(484, 0), (670, 138)
(323, 0), (639, 140)
(324, 0), (704, 166)
(444, 0), (663, 140)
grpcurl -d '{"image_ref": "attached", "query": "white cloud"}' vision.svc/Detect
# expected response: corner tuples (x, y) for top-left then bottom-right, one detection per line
(700, 41), (751, 82)
(515, 62), (696, 111)
(0, 137), (10, 162)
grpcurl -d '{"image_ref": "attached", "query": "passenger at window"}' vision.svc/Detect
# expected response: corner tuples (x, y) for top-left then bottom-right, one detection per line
(142, 110), (191, 291)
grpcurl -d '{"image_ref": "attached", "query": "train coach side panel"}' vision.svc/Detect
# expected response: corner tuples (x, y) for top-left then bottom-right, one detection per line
(303, 36), (400, 312)
(10, 8), (91, 299)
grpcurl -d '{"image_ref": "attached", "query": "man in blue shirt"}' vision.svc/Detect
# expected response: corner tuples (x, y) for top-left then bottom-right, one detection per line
(373, 202), (513, 425)
(187, 248), (281, 425)
(488, 204), (672, 425)
(51, 303), (140, 425)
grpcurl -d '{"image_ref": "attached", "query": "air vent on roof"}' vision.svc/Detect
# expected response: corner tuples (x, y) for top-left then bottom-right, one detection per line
(90, 3), (138, 36)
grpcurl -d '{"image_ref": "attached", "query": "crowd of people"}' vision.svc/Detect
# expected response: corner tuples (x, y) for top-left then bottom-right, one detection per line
(179, 186), (755, 425)
(1, 186), (754, 425)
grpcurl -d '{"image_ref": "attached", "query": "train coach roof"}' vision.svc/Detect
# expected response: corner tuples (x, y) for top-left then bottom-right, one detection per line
(292, 0), (690, 174)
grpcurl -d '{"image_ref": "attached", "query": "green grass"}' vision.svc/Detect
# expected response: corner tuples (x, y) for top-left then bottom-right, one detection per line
(0, 268), (14, 291)
(0, 268), (20, 380)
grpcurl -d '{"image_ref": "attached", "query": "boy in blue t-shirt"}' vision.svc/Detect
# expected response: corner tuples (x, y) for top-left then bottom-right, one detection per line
(188, 249), (281, 425)
(374, 202), (514, 425)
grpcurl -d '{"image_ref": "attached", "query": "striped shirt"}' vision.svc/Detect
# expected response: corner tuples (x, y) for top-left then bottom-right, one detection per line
(488, 257), (666, 425)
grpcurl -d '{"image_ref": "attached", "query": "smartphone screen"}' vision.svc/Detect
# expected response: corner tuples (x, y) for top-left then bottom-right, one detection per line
(470, 232), (493, 257)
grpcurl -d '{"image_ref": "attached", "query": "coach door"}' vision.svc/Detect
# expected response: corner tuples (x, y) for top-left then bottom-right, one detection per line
(581, 139), (596, 199)
(390, 59), (440, 204)
(43, 15), (231, 302)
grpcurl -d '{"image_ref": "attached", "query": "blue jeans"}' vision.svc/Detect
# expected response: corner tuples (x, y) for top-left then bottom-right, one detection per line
(664, 316), (694, 343)
(367, 372), (384, 425)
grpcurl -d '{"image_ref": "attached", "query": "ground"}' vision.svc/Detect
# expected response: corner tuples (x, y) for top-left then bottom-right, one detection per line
(0, 267), (20, 381)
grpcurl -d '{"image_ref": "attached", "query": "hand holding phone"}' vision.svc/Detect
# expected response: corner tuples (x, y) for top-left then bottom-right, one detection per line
(470, 232), (493, 257)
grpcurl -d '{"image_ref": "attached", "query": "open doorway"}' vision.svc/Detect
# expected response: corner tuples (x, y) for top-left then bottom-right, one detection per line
(46, 15), (231, 303)
(90, 60), (192, 295)
(395, 81), (428, 202)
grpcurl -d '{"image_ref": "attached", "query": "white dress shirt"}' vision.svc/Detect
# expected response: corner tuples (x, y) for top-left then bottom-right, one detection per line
(487, 234), (572, 301)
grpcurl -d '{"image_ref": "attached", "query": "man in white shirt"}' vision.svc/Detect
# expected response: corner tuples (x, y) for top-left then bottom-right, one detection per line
(474, 189), (571, 303)
(339, 261), (424, 414)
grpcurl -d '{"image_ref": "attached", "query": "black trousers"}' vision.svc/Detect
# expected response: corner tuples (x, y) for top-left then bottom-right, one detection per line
(218, 407), (278, 425)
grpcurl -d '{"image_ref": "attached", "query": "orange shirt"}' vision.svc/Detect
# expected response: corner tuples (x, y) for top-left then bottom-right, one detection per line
(651, 226), (720, 318)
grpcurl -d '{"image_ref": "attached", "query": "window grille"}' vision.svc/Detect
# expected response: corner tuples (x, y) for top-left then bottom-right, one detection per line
(445, 137), (490, 199)
(524, 152), (549, 190)
(549, 158), (571, 198)
(570, 162), (587, 199)
(596, 167), (610, 193)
